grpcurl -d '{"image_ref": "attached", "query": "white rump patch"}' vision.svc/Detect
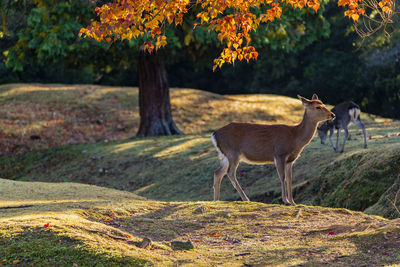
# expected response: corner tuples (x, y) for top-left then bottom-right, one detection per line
(348, 107), (360, 122)
(211, 134), (225, 160)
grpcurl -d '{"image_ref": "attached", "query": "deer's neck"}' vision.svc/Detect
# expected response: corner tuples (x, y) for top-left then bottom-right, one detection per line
(295, 110), (319, 145)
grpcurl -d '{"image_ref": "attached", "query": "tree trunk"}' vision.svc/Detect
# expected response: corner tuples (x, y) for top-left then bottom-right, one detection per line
(136, 52), (183, 137)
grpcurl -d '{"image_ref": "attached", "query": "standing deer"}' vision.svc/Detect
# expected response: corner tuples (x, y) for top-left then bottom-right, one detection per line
(317, 101), (367, 153)
(211, 94), (335, 205)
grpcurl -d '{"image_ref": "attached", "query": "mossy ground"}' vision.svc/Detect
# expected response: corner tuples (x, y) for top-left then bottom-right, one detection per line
(1, 179), (400, 266)
(1, 84), (400, 266)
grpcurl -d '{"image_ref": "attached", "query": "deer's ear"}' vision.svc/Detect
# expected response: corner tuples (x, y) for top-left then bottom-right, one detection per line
(312, 94), (318, 100)
(298, 95), (310, 106)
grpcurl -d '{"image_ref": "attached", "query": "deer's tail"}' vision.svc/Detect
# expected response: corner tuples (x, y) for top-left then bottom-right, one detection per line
(348, 106), (361, 122)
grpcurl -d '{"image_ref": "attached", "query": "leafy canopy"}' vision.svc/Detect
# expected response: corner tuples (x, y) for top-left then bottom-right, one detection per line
(80, 0), (392, 70)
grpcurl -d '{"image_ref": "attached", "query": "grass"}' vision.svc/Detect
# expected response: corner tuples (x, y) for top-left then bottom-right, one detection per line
(1, 122), (399, 218)
(1, 83), (400, 266)
(1, 178), (400, 266)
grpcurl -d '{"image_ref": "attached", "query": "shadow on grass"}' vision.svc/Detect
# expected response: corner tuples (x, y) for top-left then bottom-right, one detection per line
(114, 203), (205, 242)
(0, 227), (148, 266)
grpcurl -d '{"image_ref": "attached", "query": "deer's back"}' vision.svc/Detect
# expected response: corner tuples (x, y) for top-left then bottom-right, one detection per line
(332, 101), (360, 127)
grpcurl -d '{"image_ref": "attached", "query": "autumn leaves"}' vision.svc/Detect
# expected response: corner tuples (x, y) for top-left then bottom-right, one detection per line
(79, 0), (394, 70)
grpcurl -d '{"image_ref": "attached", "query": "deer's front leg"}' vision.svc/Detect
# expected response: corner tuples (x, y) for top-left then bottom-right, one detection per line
(328, 128), (336, 152)
(335, 128), (341, 152)
(275, 156), (290, 205)
(340, 128), (349, 153)
(284, 162), (296, 205)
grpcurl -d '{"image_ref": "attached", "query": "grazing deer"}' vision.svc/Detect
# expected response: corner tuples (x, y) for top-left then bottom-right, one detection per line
(317, 101), (367, 153)
(211, 94), (335, 205)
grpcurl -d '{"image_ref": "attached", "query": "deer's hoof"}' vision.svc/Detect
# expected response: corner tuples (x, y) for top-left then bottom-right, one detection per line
(339, 150), (344, 153)
(364, 145), (368, 149)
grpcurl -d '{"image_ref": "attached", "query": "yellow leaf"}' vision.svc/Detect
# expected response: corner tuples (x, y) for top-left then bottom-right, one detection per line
(351, 13), (359, 21)
(382, 6), (390, 13)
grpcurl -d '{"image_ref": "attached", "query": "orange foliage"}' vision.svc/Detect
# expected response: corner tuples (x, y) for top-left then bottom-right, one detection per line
(79, 0), (391, 69)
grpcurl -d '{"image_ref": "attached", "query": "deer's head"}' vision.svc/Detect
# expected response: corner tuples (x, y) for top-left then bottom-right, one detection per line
(298, 94), (335, 123)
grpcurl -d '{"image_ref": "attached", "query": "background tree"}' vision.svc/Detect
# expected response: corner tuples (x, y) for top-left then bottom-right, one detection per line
(2, 0), (399, 124)
(79, 0), (337, 136)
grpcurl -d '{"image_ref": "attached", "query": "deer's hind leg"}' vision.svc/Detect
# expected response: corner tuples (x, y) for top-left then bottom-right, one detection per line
(213, 155), (229, 201)
(354, 119), (368, 148)
(226, 156), (249, 201)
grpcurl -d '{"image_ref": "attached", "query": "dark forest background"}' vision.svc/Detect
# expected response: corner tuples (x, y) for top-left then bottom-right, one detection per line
(1, 0), (399, 118)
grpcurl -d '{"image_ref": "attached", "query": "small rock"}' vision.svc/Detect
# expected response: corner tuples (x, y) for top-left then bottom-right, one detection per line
(270, 211), (279, 217)
(193, 206), (207, 214)
(138, 238), (151, 248)
(170, 240), (194, 250)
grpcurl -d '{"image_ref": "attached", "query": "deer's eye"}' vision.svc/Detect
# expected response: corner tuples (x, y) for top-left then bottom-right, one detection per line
(316, 107), (322, 110)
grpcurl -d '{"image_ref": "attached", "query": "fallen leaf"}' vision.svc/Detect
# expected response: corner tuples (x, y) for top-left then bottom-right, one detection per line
(44, 223), (50, 228)
(194, 239), (200, 242)
(0, 260), (6, 263)
(13, 260), (20, 264)
(328, 231), (336, 235)
(209, 233), (220, 237)
(110, 215), (116, 219)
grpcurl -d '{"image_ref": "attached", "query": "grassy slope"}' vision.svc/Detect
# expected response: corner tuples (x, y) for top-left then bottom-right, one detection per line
(1, 84), (399, 218)
(1, 84), (400, 265)
(1, 178), (400, 266)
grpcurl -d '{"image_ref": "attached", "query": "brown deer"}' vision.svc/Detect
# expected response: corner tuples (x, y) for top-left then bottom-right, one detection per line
(211, 94), (335, 205)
